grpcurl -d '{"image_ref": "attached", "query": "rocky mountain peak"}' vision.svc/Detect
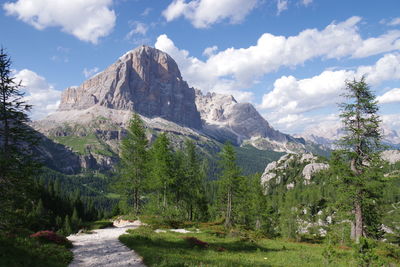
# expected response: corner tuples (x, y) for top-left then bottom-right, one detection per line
(195, 89), (303, 150)
(58, 46), (202, 129)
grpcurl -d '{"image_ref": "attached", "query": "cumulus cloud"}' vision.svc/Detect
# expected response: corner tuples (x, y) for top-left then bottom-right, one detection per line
(352, 30), (400, 58)
(13, 69), (61, 120)
(202, 45), (218, 57)
(83, 67), (100, 78)
(260, 53), (400, 113)
(357, 53), (400, 85)
(162, 0), (258, 28)
(377, 88), (400, 104)
(260, 70), (352, 113)
(3, 0), (116, 44)
(154, 18), (400, 102)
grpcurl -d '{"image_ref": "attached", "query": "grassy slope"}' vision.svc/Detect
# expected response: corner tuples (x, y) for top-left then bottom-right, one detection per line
(0, 234), (73, 267)
(235, 145), (285, 175)
(119, 224), (399, 267)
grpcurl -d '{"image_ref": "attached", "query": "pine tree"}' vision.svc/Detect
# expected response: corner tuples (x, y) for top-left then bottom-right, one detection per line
(0, 48), (38, 230)
(217, 142), (243, 228)
(336, 77), (384, 243)
(116, 113), (149, 214)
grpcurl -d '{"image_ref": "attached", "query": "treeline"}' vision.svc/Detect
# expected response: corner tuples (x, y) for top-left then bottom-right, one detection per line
(114, 114), (276, 230)
(28, 177), (100, 235)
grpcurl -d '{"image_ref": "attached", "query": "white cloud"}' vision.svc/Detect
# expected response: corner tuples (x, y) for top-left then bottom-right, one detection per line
(260, 70), (352, 113)
(13, 69), (61, 120)
(260, 53), (400, 113)
(126, 21), (148, 38)
(155, 18), (400, 102)
(302, 0), (313, 6)
(162, 0), (258, 28)
(277, 0), (288, 15)
(83, 67), (100, 78)
(388, 17), (400, 26)
(3, 0), (116, 44)
(202, 45), (218, 57)
(357, 53), (400, 85)
(352, 30), (400, 58)
(377, 88), (400, 104)
(141, 7), (152, 17)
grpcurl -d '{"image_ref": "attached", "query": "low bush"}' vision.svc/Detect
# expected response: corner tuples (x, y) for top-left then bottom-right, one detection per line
(30, 231), (72, 248)
(0, 232), (73, 267)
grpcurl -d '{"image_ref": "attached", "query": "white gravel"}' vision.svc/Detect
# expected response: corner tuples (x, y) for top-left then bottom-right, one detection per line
(67, 220), (146, 267)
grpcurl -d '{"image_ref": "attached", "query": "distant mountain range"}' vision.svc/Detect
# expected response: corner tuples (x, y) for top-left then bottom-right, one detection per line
(296, 122), (400, 149)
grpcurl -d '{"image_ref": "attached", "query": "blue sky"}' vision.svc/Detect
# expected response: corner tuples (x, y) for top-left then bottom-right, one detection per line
(1, 0), (400, 136)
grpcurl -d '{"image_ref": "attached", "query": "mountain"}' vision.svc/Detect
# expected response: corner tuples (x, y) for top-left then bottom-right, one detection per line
(58, 45), (202, 129)
(195, 90), (309, 153)
(32, 45), (315, 172)
(298, 122), (400, 149)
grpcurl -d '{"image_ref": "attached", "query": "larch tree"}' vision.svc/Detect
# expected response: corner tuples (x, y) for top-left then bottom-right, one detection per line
(181, 139), (207, 221)
(218, 142), (243, 228)
(148, 133), (175, 208)
(0, 48), (38, 230)
(116, 113), (149, 214)
(336, 77), (383, 243)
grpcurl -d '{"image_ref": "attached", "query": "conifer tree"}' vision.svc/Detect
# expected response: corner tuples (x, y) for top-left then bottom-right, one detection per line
(217, 142), (243, 228)
(0, 48), (38, 230)
(63, 215), (72, 235)
(148, 133), (174, 208)
(116, 113), (149, 214)
(336, 77), (384, 243)
(181, 140), (207, 221)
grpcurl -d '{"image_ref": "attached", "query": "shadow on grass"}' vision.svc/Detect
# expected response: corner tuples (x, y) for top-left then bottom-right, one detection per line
(119, 233), (288, 267)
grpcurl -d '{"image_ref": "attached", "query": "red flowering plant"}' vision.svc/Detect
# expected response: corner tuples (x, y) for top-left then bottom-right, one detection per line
(30, 231), (72, 248)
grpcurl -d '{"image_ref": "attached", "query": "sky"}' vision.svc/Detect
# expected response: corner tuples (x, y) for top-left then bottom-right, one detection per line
(1, 0), (400, 135)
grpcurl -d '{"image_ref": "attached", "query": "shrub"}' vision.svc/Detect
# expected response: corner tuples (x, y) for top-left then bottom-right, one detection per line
(354, 237), (378, 267)
(30, 231), (72, 248)
(184, 237), (209, 249)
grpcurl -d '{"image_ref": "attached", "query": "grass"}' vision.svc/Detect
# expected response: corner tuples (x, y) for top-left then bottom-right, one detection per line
(54, 134), (99, 154)
(119, 223), (400, 267)
(0, 232), (73, 267)
(84, 220), (114, 230)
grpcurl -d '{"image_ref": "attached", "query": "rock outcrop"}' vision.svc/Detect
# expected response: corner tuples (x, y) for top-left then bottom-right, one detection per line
(261, 153), (329, 189)
(381, 150), (400, 164)
(58, 46), (202, 129)
(302, 163), (329, 184)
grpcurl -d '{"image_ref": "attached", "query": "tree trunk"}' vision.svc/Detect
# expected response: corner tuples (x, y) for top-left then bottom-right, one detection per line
(163, 182), (167, 208)
(354, 199), (363, 243)
(1, 90), (9, 154)
(350, 220), (356, 241)
(225, 189), (232, 228)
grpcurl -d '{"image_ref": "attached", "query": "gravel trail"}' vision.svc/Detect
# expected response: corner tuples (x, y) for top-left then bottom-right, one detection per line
(67, 220), (146, 267)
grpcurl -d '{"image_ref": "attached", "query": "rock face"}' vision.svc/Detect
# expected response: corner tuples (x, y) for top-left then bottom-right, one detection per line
(58, 46), (202, 129)
(260, 153), (329, 189)
(302, 163), (329, 184)
(195, 90), (303, 150)
(381, 150), (400, 164)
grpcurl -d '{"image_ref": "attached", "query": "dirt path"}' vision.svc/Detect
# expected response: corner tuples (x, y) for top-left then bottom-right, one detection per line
(67, 220), (146, 267)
